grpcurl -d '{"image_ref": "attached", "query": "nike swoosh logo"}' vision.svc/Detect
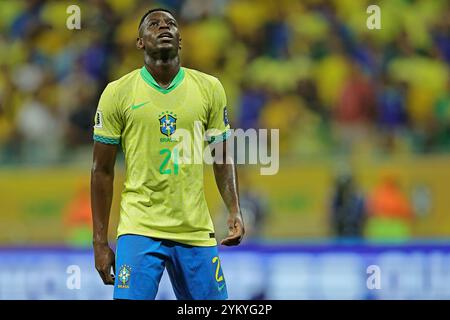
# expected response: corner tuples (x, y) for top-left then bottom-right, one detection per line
(218, 283), (225, 291)
(131, 101), (149, 110)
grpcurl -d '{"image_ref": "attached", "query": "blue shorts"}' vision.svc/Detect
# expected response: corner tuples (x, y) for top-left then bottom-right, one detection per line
(113, 234), (228, 300)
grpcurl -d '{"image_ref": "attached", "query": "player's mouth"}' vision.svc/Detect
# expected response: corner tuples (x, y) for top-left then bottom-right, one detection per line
(158, 32), (174, 40)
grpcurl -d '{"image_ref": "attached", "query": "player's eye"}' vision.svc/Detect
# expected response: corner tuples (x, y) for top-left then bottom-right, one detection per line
(149, 21), (158, 27)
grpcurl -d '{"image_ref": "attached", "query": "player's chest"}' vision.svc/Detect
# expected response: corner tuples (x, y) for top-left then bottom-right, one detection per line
(122, 84), (208, 132)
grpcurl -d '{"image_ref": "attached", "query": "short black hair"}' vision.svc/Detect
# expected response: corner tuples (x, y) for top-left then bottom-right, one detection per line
(138, 8), (176, 31)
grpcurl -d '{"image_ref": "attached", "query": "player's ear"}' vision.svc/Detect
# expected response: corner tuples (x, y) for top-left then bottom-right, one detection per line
(136, 37), (144, 50)
(179, 37), (182, 51)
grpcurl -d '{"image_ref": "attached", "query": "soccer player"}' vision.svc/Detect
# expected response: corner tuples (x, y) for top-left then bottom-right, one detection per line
(90, 8), (244, 300)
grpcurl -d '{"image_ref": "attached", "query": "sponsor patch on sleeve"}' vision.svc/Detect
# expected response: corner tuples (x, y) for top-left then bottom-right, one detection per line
(94, 111), (103, 128)
(223, 107), (229, 126)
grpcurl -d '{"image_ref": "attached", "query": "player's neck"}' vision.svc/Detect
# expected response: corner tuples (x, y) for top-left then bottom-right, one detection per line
(144, 55), (180, 89)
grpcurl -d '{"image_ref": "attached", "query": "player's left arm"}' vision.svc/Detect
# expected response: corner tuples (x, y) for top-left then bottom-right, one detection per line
(207, 78), (244, 246)
(212, 143), (245, 246)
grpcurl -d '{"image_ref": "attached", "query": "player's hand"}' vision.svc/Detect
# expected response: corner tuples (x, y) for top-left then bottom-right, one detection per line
(93, 242), (116, 285)
(221, 214), (245, 246)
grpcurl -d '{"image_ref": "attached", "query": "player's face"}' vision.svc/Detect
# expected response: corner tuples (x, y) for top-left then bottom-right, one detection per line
(138, 11), (180, 54)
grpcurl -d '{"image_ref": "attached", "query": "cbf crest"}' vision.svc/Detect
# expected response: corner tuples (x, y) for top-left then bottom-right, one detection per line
(159, 111), (177, 137)
(117, 265), (131, 289)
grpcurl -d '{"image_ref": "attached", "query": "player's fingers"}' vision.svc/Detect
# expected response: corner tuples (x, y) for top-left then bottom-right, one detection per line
(96, 269), (108, 285)
(222, 216), (245, 245)
(225, 225), (237, 239)
(104, 267), (115, 285)
(220, 238), (233, 246)
(97, 266), (115, 285)
(220, 233), (242, 246)
(227, 220), (235, 232)
(230, 222), (244, 239)
(236, 219), (244, 233)
(221, 237), (241, 246)
(105, 273), (115, 285)
(228, 216), (242, 230)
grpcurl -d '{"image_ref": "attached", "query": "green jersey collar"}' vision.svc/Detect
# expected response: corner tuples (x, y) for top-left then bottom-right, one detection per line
(140, 66), (185, 94)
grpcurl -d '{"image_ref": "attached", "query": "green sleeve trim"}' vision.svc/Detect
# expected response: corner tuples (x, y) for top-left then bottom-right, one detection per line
(208, 129), (231, 144)
(93, 134), (120, 145)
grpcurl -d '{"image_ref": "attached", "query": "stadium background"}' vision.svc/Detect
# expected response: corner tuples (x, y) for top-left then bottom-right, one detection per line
(0, 0), (449, 299)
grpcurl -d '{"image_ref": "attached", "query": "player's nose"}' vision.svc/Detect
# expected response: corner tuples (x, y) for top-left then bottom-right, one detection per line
(159, 20), (170, 29)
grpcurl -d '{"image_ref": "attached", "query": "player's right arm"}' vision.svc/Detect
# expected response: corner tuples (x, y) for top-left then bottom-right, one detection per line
(91, 142), (117, 285)
(90, 83), (123, 285)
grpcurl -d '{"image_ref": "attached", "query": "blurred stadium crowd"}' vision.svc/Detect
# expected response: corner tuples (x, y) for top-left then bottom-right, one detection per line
(0, 0), (448, 165)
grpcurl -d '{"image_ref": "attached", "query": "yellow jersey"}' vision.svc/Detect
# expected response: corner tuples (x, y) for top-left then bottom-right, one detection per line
(93, 66), (230, 246)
